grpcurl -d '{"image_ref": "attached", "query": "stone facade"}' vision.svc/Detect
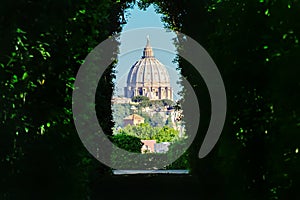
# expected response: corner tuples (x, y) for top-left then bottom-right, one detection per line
(123, 114), (144, 127)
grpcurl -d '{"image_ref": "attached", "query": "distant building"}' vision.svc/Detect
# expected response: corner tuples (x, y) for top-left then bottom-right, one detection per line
(124, 37), (173, 100)
(123, 114), (144, 127)
(141, 140), (156, 153)
(141, 140), (171, 153)
(111, 97), (131, 104)
(154, 142), (170, 153)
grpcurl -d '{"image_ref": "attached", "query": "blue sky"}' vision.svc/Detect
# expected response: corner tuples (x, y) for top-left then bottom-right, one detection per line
(114, 4), (182, 100)
(122, 4), (164, 31)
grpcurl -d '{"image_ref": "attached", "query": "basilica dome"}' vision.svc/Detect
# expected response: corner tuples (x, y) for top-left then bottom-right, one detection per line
(124, 37), (173, 100)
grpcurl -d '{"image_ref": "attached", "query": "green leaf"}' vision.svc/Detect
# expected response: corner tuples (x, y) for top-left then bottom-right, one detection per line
(16, 28), (26, 34)
(22, 72), (29, 80)
(79, 9), (86, 14)
(68, 77), (76, 81)
(12, 75), (18, 83)
(264, 9), (270, 16)
(282, 34), (288, 39)
(45, 52), (50, 57)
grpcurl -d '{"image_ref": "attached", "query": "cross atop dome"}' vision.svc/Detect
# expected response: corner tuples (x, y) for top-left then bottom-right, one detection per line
(146, 35), (150, 47)
(142, 35), (154, 58)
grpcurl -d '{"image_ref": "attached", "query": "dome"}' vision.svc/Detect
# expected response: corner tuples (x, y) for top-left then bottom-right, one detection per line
(126, 37), (170, 87)
(124, 36), (173, 100)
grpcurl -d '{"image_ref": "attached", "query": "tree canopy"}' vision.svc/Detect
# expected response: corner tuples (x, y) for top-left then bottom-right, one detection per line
(117, 123), (181, 143)
(0, 0), (135, 198)
(132, 95), (150, 102)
